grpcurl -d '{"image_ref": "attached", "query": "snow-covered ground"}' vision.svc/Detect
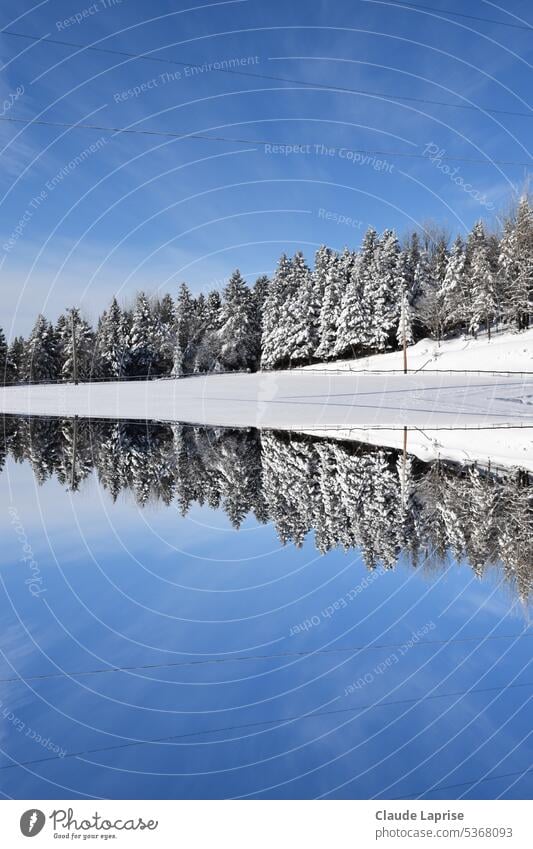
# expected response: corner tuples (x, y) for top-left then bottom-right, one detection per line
(1, 369), (532, 471)
(305, 327), (533, 374)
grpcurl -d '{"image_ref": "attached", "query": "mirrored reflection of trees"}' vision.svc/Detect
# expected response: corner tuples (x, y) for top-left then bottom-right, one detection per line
(1, 415), (531, 600)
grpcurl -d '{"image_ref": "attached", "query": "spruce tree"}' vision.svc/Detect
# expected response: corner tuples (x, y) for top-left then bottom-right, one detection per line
(261, 254), (292, 369)
(173, 283), (196, 374)
(335, 249), (366, 358)
(218, 270), (256, 371)
(512, 196), (533, 330)
(99, 297), (129, 377)
(471, 244), (497, 338)
(130, 292), (157, 376)
(370, 229), (400, 353)
(316, 250), (342, 360)
(23, 315), (60, 383)
(0, 328), (7, 385)
(153, 293), (176, 374)
(284, 252), (321, 364)
(57, 307), (96, 381)
(6, 336), (25, 384)
(442, 235), (466, 335)
(396, 252), (414, 349)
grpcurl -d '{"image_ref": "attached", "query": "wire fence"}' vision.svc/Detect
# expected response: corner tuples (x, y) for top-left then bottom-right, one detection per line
(2, 366), (533, 387)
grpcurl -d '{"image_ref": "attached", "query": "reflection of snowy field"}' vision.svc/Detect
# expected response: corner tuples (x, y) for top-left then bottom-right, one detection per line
(1, 370), (532, 470)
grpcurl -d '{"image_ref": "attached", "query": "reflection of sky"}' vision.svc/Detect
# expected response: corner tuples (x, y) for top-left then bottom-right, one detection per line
(0, 458), (531, 800)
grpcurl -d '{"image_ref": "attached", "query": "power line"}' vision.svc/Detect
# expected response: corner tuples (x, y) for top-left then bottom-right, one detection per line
(1, 679), (531, 771)
(2, 632), (531, 684)
(0, 114), (531, 167)
(2, 27), (533, 120)
(362, 0), (533, 32)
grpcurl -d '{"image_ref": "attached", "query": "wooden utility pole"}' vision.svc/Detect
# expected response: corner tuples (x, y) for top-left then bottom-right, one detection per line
(71, 313), (78, 385)
(401, 293), (408, 374)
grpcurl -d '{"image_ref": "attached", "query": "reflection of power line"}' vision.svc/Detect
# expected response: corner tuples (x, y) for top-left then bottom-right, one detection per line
(363, 0), (533, 32)
(390, 765), (533, 799)
(3, 27), (533, 119)
(1, 632), (532, 684)
(1, 113), (531, 167)
(1, 680), (531, 771)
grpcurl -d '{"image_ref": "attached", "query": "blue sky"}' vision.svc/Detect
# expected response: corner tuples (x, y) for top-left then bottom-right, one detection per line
(1, 0), (532, 336)
(1, 457), (531, 799)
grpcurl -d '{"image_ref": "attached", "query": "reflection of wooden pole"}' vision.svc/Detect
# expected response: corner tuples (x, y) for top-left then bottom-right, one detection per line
(401, 426), (408, 506)
(71, 314), (78, 385)
(71, 415), (78, 490)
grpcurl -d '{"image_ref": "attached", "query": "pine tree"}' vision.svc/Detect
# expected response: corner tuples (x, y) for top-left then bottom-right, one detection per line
(194, 290), (223, 372)
(442, 235), (466, 335)
(498, 220), (518, 328)
(218, 270), (256, 371)
(416, 249), (445, 341)
(512, 196), (532, 331)
(406, 231), (422, 299)
(471, 244), (497, 338)
(57, 307), (96, 381)
(335, 248), (367, 357)
(98, 297), (129, 378)
(173, 283), (196, 374)
(283, 251), (321, 364)
(369, 229), (400, 353)
(6, 336), (25, 384)
(153, 293), (176, 374)
(130, 292), (157, 376)
(0, 328), (7, 385)
(23, 315), (60, 383)
(396, 252), (414, 349)
(261, 254), (292, 370)
(206, 290), (222, 329)
(315, 250), (341, 360)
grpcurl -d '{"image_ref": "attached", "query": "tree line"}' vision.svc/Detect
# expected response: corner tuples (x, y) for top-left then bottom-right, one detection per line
(1, 197), (531, 383)
(1, 416), (531, 600)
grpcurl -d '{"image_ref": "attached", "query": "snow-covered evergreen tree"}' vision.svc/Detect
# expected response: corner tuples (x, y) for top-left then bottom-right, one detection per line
(23, 315), (60, 383)
(315, 249), (341, 360)
(0, 328), (7, 385)
(173, 283), (196, 374)
(369, 229), (400, 353)
(442, 235), (466, 335)
(396, 252), (414, 349)
(510, 196), (532, 331)
(471, 243), (497, 338)
(335, 248), (367, 357)
(57, 307), (96, 381)
(153, 293), (176, 374)
(193, 289), (223, 372)
(130, 292), (157, 376)
(283, 251), (321, 364)
(218, 270), (256, 371)
(261, 253), (292, 369)
(98, 297), (129, 378)
(6, 336), (25, 384)
(416, 248), (446, 341)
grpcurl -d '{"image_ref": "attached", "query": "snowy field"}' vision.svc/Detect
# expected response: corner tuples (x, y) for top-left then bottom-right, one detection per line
(305, 327), (533, 374)
(1, 368), (532, 471)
